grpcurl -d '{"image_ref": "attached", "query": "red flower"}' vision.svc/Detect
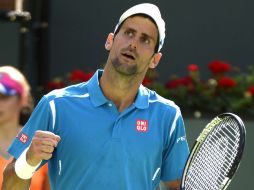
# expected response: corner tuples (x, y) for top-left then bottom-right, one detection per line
(45, 79), (65, 91)
(218, 76), (237, 88)
(165, 76), (193, 89)
(188, 64), (199, 72)
(247, 85), (254, 96)
(142, 77), (153, 86)
(208, 60), (231, 74)
(69, 70), (93, 82)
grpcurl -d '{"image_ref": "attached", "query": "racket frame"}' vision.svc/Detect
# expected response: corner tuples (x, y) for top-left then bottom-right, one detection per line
(180, 113), (246, 190)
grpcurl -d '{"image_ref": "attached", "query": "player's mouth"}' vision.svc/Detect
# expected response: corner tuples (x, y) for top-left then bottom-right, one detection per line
(121, 53), (135, 60)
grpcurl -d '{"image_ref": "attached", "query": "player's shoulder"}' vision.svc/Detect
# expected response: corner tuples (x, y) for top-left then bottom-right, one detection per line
(145, 86), (181, 112)
(44, 82), (89, 101)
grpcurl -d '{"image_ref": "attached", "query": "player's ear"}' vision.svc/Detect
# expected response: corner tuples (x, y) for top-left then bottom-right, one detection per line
(105, 33), (114, 50)
(149, 52), (162, 69)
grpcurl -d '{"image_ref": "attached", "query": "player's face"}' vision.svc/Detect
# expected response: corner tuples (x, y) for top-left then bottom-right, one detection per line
(0, 93), (21, 125)
(106, 16), (161, 76)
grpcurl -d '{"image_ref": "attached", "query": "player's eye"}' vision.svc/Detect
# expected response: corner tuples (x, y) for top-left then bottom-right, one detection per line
(141, 37), (150, 44)
(124, 30), (134, 38)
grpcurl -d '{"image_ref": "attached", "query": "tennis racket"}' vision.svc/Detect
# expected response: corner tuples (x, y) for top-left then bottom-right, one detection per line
(180, 113), (246, 190)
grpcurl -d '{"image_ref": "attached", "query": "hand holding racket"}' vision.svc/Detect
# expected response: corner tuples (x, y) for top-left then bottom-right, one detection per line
(180, 113), (246, 190)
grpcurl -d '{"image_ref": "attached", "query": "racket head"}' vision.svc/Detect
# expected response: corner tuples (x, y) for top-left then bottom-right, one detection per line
(180, 112), (246, 190)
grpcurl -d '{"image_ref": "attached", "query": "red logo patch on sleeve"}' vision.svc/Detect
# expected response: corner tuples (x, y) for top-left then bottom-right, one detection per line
(17, 132), (29, 144)
(136, 119), (148, 132)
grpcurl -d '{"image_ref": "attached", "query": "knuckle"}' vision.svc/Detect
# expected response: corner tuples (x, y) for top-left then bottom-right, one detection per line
(45, 154), (53, 160)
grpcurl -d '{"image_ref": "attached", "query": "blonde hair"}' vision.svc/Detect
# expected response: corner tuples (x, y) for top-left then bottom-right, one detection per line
(0, 66), (34, 125)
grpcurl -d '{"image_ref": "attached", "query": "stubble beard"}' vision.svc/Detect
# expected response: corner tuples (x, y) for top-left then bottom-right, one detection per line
(111, 57), (138, 76)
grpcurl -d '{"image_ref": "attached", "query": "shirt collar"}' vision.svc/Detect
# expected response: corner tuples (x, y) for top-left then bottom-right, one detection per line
(87, 69), (149, 109)
(134, 85), (149, 109)
(87, 69), (108, 107)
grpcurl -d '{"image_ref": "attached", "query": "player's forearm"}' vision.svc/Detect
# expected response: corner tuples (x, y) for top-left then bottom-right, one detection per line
(2, 159), (31, 190)
(161, 179), (181, 190)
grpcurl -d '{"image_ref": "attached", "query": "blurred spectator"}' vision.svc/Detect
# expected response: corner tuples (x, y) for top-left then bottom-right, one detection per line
(0, 66), (50, 190)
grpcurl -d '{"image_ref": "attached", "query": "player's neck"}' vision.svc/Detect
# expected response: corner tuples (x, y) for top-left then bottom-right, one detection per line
(100, 67), (142, 112)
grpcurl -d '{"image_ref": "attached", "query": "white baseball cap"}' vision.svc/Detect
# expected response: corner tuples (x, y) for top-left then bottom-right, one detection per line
(114, 3), (166, 52)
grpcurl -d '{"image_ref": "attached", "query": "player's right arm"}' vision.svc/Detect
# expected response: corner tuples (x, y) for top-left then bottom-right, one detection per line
(2, 130), (61, 190)
(2, 158), (31, 190)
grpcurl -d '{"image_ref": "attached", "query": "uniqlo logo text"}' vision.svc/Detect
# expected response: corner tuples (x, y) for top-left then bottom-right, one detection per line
(136, 120), (148, 132)
(18, 133), (29, 144)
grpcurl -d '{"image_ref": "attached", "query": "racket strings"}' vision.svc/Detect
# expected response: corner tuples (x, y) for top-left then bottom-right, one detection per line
(185, 136), (228, 189)
(184, 117), (241, 190)
(208, 125), (240, 166)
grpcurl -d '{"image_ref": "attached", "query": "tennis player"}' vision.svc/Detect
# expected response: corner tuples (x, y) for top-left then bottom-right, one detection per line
(3, 3), (189, 190)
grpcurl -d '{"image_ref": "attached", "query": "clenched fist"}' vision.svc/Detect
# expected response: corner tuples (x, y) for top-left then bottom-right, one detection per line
(26, 130), (61, 166)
